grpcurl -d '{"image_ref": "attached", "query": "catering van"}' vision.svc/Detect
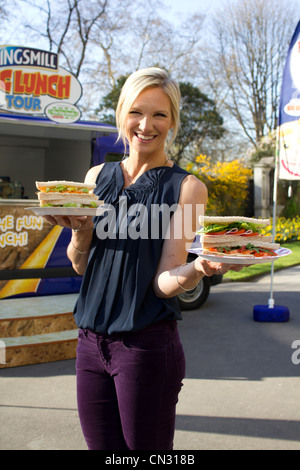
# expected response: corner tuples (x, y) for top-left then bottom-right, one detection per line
(0, 113), (125, 300)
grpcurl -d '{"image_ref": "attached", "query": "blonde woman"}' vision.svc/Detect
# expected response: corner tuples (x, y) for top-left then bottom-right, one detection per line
(45, 67), (242, 450)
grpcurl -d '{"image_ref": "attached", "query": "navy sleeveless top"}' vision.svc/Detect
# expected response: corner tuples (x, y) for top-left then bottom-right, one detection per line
(73, 161), (189, 335)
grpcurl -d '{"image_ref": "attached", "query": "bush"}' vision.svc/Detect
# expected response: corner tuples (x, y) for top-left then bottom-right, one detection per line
(260, 216), (300, 242)
(278, 181), (300, 218)
(186, 155), (252, 215)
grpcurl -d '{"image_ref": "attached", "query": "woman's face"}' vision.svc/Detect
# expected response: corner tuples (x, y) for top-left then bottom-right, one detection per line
(125, 87), (173, 158)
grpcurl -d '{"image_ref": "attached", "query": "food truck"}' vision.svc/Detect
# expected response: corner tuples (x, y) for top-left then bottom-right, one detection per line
(0, 113), (125, 300)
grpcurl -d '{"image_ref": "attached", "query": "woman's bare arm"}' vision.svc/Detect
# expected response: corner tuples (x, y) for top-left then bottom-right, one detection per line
(153, 174), (208, 297)
(42, 164), (104, 275)
(153, 175), (243, 298)
(66, 164), (104, 274)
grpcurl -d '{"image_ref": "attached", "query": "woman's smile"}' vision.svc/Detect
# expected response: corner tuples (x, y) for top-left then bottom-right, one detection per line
(125, 87), (173, 159)
(134, 132), (157, 142)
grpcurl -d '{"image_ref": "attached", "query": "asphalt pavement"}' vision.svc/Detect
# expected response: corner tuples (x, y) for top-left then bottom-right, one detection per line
(0, 265), (300, 451)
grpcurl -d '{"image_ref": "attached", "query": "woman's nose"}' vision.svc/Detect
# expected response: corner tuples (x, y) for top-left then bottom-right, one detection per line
(139, 116), (152, 132)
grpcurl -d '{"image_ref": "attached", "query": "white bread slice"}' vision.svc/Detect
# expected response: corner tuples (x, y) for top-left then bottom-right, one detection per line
(38, 194), (102, 207)
(36, 180), (96, 191)
(38, 200), (102, 207)
(199, 215), (270, 226)
(38, 192), (98, 202)
(200, 234), (273, 244)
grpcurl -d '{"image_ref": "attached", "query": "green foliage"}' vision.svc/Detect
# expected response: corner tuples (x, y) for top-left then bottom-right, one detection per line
(185, 155), (252, 216)
(282, 198), (298, 219)
(96, 75), (128, 124)
(171, 82), (225, 164)
(260, 216), (300, 243)
(179, 82), (225, 141)
(277, 180), (300, 219)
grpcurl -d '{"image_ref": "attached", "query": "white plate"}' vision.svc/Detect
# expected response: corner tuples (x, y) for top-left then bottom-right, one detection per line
(187, 246), (292, 264)
(25, 205), (110, 217)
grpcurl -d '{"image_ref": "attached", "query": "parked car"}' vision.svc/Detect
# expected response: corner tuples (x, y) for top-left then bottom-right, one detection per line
(177, 254), (223, 310)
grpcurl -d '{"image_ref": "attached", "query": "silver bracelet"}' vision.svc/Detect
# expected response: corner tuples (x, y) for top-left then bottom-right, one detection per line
(176, 263), (199, 291)
(71, 239), (89, 255)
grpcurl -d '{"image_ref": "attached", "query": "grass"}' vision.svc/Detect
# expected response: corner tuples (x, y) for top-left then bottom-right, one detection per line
(223, 241), (300, 282)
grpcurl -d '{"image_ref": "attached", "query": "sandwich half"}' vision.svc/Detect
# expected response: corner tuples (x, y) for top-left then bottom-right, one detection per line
(198, 216), (280, 257)
(35, 181), (102, 208)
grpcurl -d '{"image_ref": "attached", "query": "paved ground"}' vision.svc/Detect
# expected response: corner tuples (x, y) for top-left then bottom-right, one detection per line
(0, 265), (299, 451)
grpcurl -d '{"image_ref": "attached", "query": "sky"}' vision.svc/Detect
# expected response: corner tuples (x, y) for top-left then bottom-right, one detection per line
(160, 0), (226, 21)
(3, 0), (227, 47)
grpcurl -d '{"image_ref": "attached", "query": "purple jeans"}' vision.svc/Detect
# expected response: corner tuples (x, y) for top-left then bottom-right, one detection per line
(76, 320), (185, 450)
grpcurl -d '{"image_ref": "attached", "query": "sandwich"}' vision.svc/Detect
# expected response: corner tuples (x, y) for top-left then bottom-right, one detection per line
(198, 216), (280, 257)
(35, 181), (102, 208)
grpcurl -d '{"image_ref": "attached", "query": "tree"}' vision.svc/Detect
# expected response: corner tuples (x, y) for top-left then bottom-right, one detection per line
(10, 0), (206, 117)
(201, 0), (299, 148)
(20, 0), (108, 77)
(96, 78), (225, 165)
(170, 82), (225, 164)
(16, 0), (135, 112)
(86, 6), (206, 112)
(0, 0), (8, 18)
(96, 75), (128, 124)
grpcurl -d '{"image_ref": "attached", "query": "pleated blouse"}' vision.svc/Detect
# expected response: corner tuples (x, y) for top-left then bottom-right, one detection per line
(73, 161), (189, 334)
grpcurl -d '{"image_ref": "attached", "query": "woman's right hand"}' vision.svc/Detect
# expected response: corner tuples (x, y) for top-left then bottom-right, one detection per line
(43, 214), (94, 232)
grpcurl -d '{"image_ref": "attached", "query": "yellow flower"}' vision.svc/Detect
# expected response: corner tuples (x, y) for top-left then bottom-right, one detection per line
(185, 156), (253, 216)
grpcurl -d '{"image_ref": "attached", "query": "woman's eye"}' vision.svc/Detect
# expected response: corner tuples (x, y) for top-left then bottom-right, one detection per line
(129, 110), (141, 115)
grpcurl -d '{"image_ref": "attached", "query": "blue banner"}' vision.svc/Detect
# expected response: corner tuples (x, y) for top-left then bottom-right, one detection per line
(0, 46), (58, 70)
(278, 21), (300, 180)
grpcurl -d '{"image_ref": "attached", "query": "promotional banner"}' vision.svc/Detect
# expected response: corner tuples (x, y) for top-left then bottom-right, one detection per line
(278, 21), (300, 180)
(0, 45), (82, 123)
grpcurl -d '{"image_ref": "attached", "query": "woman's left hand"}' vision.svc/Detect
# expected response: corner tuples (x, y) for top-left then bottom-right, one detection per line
(194, 256), (250, 277)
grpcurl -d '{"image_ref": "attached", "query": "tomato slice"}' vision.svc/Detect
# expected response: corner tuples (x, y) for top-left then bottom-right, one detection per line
(207, 230), (227, 235)
(207, 246), (277, 257)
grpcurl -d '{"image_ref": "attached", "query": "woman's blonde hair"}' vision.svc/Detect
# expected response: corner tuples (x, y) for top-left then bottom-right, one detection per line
(115, 67), (181, 153)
